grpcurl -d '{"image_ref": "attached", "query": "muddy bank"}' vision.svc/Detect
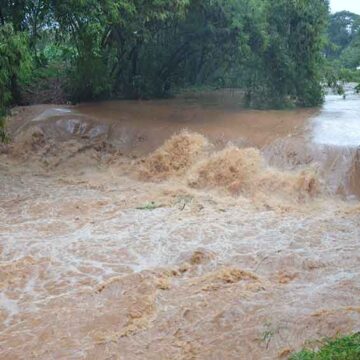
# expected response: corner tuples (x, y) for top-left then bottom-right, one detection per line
(1, 97), (360, 359)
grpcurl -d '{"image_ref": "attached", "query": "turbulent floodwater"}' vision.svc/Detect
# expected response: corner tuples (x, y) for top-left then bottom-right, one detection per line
(0, 90), (360, 359)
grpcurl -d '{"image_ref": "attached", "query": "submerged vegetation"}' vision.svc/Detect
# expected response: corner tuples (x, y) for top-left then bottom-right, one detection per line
(0, 0), (359, 138)
(290, 333), (360, 360)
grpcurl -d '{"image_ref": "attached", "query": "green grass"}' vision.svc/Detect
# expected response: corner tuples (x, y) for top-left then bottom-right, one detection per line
(136, 201), (163, 211)
(290, 333), (360, 360)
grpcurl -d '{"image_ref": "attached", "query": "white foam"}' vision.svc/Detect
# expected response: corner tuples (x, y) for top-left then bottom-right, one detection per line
(32, 108), (73, 122)
(312, 91), (360, 147)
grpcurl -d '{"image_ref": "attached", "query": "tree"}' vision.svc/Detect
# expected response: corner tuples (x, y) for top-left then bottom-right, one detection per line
(327, 11), (360, 58)
(325, 10), (360, 91)
(245, 0), (329, 108)
(0, 0), (331, 128)
(0, 23), (32, 140)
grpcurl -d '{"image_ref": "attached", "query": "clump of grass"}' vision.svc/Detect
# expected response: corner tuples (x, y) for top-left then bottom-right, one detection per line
(260, 321), (277, 350)
(136, 201), (163, 210)
(290, 333), (360, 360)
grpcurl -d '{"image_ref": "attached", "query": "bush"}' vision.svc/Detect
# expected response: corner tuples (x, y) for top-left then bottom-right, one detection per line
(290, 333), (360, 360)
(68, 53), (112, 102)
(0, 24), (32, 141)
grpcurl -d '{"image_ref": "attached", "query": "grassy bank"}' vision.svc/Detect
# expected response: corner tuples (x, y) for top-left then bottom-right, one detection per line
(290, 333), (360, 360)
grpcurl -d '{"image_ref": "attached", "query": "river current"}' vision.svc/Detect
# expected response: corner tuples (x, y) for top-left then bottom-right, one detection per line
(0, 89), (359, 359)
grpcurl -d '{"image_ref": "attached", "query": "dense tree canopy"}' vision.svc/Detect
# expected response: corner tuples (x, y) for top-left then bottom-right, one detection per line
(0, 0), (332, 137)
(326, 11), (360, 59)
(325, 10), (360, 91)
(0, 22), (32, 140)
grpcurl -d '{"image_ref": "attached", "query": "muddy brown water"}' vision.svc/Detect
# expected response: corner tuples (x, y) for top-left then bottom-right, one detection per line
(0, 90), (360, 359)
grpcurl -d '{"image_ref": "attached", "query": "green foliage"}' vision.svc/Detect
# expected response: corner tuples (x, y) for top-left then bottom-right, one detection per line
(45, 0), (329, 106)
(0, 24), (31, 106)
(290, 333), (360, 360)
(326, 11), (360, 59)
(244, 0), (328, 108)
(48, 0), (190, 100)
(340, 34), (360, 69)
(67, 25), (112, 102)
(136, 201), (163, 210)
(325, 10), (360, 88)
(0, 23), (32, 140)
(0, 0), (331, 114)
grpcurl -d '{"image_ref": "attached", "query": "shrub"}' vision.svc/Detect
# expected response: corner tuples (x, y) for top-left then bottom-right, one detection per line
(0, 24), (32, 141)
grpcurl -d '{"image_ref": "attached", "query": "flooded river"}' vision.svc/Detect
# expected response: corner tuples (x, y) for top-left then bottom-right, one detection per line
(0, 89), (359, 359)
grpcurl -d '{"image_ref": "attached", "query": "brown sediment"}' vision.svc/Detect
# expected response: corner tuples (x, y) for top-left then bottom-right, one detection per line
(278, 348), (293, 358)
(199, 267), (260, 284)
(0, 256), (37, 289)
(132, 130), (322, 202)
(0, 102), (360, 359)
(311, 307), (360, 317)
(349, 148), (360, 196)
(278, 271), (298, 284)
(188, 249), (216, 266)
(74, 96), (317, 152)
(186, 142), (321, 201)
(188, 146), (262, 192)
(138, 130), (209, 181)
(4, 95), (316, 156)
(4, 100), (359, 197)
(264, 137), (360, 198)
(256, 167), (320, 200)
(6, 124), (117, 170)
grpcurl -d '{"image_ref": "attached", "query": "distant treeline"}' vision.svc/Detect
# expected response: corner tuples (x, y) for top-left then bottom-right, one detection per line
(324, 10), (360, 92)
(1, 0), (358, 138)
